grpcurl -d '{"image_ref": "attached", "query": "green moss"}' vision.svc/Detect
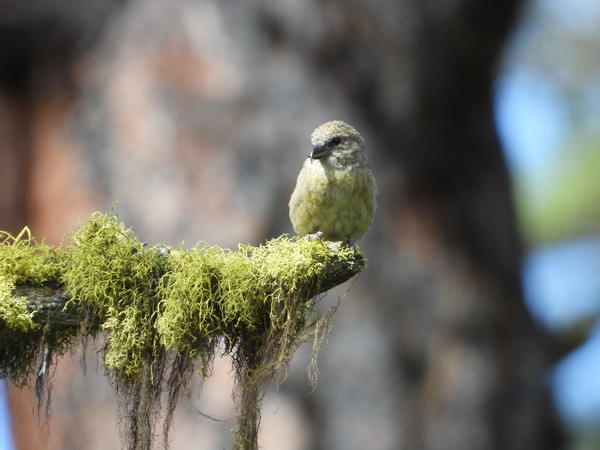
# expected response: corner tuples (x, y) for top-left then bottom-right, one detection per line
(0, 227), (64, 285)
(62, 212), (164, 379)
(0, 227), (73, 385)
(155, 245), (229, 355)
(0, 277), (35, 332)
(156, 235), (351, 356)
(0, 227), (66, 332)
(0, 212), (363, 449)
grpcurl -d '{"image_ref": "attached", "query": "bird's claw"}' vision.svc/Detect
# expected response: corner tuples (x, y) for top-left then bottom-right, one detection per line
(305, 231), (324, 240)
(341, 237), (355, 248)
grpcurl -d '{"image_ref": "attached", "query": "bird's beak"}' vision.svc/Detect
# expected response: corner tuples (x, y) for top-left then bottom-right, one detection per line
(310, 143), (327, 161)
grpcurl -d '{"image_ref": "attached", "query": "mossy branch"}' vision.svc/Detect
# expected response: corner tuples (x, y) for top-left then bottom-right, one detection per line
(11, 284), (79, 329)
(0, 212), (366, 449)
(5, 248), (362, 333)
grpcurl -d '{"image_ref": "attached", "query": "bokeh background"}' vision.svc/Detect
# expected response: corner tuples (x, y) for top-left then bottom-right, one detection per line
(0, 0), (599, 448)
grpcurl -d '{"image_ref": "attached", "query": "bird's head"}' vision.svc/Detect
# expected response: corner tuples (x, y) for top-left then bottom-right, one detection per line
(309, 120), (367, 166)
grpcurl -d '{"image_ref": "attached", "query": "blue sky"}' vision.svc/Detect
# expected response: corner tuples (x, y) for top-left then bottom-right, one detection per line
(495, 28), (600, 424)
(0, 384), (13, 450)
(495, 69), (567, 179)
(523, 236), (600, 423)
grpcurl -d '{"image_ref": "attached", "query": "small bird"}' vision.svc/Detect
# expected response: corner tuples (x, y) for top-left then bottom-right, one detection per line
(289, 120), (377, 242)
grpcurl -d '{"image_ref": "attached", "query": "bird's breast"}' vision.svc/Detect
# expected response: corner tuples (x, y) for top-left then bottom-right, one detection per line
(288, 160), (376, 240)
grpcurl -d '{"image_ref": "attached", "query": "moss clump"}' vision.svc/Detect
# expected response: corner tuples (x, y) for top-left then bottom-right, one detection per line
(155, 236), (356, 448)
(0, 226), (66, 332)
(0, 228), (70, 386)
(0, 212), (363, 449)
(62, 213), (164, 379)
(155, 236), (338, 357)
(0, 277), (35, 333)
(0, 227), (65, 286)
(60, 212), (172, 449)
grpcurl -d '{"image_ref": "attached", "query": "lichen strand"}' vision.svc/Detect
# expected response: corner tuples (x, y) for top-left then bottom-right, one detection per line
(0, 278), (35, 333)
(0, 228), (64, 331)
(60, 213), (175, 449)
(230, 238), (350, 449)
(156, 236), (342, 353)
(154, 235), (357, 448)
(0, 227), (65, 286)
(155, 245), (228, 358)
(61, 212), (163, 380)
(0, 228), (69, 385)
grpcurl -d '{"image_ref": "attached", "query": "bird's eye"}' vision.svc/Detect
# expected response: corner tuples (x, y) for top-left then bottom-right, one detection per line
(329, 137), (342, 147)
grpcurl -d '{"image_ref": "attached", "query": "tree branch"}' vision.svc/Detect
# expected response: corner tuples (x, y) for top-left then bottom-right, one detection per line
(1, 214), (368, 449)
(6, 247), (364, 336)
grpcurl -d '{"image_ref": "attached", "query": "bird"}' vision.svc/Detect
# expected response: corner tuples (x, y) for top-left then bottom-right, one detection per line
(288, 120), (377, 243)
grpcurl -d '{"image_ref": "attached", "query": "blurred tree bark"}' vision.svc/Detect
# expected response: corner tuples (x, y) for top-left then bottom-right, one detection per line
(0, 0), (563, 449)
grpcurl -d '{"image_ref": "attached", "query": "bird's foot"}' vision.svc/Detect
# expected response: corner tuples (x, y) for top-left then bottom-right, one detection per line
(304, 231), (324, 241)
(341, 237), (356, 248)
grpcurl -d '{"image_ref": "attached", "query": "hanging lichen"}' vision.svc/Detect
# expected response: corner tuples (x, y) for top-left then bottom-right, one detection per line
(0, 212), (364, 449)
(0, 227), (71, 386)
(155, 235), (349, 449)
